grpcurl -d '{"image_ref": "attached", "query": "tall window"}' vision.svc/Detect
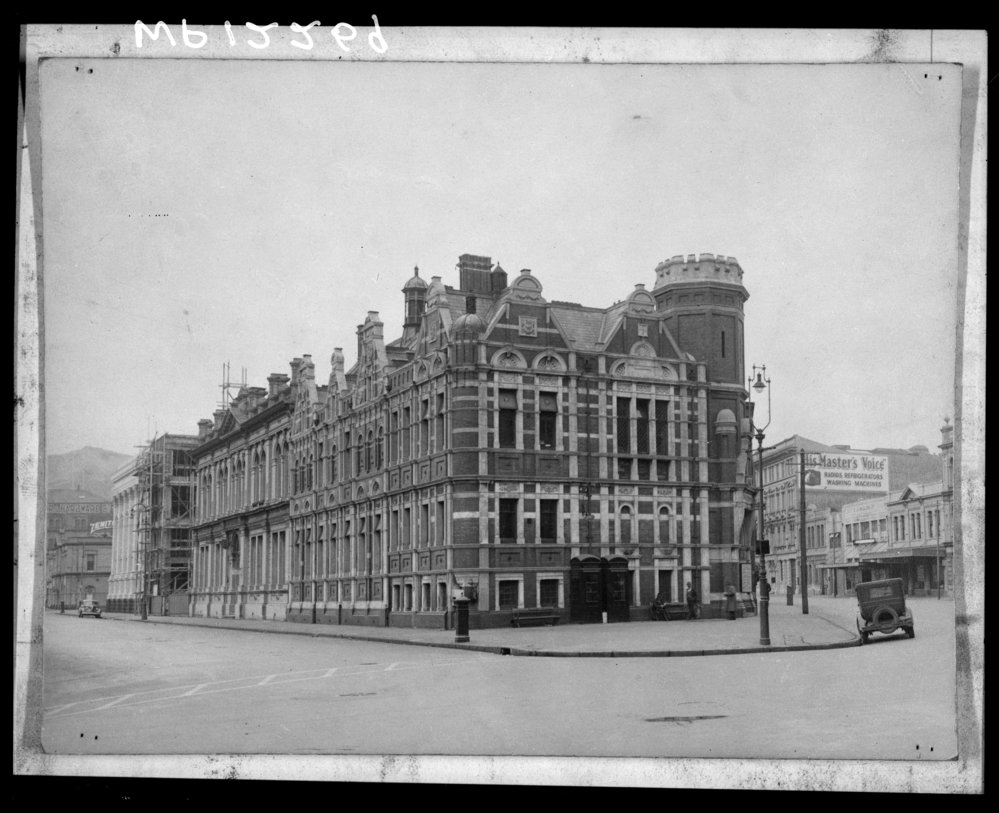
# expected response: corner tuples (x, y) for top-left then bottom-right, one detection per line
(539, 579), (559, 608)
(402, 407), (411, 461)
(435, 394), (445, 452)
(499, 498), (518, 542)
(498, 390), (517, 448)
(539, 499), (558, 542)
(538, 392), (557, 449)
(636, 399), (650, 454)
(656, 401), (670, 454)
(620, 506), (633, 546)
(420, 399), (430, 456)
(616, 397), (631, 453)
(390, 411), (399, 464)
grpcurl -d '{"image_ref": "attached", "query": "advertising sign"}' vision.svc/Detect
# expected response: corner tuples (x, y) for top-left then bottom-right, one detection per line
(802, 452), (888, 492)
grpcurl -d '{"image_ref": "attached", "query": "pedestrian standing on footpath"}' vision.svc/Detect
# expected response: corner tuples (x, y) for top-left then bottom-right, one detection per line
(724, 583), (738, 620)
(685, 581), (699, 620)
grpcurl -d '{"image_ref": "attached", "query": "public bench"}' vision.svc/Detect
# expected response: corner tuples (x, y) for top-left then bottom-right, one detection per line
(511, 608), (561, 627)
(650, 602), (689, 621)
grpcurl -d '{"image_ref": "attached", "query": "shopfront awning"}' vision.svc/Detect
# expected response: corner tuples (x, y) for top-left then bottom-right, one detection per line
(857, 544), (948, 562)
(816, 562), (857, 569)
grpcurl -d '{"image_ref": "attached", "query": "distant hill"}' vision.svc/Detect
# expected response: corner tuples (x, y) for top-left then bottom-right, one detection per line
(46, 446), (133, 500)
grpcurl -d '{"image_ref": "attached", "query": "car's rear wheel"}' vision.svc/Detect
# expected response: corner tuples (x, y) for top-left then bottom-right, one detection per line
(906, 626), (915, 638)
(871, 605), (899, 634)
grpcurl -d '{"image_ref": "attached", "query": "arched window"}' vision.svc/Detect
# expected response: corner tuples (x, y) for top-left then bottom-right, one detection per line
(620, 505), (633, 546)
(376, 427), (384, 469)
(658, 506), (671, 545)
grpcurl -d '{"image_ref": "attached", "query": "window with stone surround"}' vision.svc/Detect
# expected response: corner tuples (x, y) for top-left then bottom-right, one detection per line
(538, 392), (557, 449)
(539, 499), (558, 542)
(498, 390), (517, 448)
(499, 498), (518, 543)
(539, 579), (559, 608)
(498, 579), (519, 609)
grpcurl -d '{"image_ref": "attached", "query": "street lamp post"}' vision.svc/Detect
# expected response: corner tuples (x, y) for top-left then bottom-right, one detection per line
(799, 448), (809, 614)
(750, 364), (772, 646)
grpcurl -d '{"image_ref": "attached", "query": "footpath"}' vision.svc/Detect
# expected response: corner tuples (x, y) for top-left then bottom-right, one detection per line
(98, 595), (859, 658)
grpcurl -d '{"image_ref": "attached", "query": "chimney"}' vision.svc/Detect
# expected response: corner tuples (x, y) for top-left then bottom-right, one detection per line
(213, 409), (226, 429)
(267, 373), (289, 398)
(458, 253), (493, 294)
(197, 418), (213, 439)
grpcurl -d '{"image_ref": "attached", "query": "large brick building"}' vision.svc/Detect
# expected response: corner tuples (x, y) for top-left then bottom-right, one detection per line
(215, 251), (757, 629)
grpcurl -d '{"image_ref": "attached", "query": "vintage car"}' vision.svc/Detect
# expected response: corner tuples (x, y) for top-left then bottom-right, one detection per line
(78, 599), (102, 618)
(855, 578), (913, 643)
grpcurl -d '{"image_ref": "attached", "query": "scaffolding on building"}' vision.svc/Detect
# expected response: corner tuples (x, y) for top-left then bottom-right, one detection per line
(134, 433), (197, 617)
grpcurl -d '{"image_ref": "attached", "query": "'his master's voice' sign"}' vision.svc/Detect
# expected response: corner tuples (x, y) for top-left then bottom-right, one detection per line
(802, 452), (888, 492)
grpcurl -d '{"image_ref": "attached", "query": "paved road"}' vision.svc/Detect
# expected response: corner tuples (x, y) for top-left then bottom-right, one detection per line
(41, 597), (957, 760)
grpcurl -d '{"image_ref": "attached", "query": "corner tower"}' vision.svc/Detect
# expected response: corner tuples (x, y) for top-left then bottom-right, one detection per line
(652, 253), (748, 386)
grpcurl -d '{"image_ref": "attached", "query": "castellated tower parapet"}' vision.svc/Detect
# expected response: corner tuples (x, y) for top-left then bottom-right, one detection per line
(652, 252), (748, 387)
(653, 253), (744, 289)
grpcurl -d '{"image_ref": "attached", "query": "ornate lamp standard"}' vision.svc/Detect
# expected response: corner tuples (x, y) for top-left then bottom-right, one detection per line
(749, 364), (772, 646)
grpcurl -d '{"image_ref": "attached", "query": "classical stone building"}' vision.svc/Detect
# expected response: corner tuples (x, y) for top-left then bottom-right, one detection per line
(189, 378), (293, 620)
(274, 252), (757, 628)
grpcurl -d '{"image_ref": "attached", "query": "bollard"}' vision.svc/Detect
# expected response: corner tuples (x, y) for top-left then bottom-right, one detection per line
(60, 601), (65, 614)
(786, 585), (794, 606)
(453, 596), (470, 643)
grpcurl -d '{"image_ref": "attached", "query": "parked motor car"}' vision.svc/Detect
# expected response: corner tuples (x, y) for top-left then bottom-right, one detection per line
(78, 599), (102, 618)
(855, 578), (913, 643)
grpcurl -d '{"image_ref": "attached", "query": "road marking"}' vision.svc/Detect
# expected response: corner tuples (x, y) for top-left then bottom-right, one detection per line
(180, 684), (207, 697)
(45, 655), (492, 720)
(89, 693), (136, 711)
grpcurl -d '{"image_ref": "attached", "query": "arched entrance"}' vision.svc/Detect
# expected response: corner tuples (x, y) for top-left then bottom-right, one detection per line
(569, 555), (632, 623)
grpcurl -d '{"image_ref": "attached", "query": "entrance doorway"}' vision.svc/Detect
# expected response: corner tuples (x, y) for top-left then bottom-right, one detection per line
(569, 555), (631, 623)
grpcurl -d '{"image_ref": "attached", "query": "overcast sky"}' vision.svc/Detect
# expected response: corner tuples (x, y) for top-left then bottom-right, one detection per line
(37, 56), (962, 458)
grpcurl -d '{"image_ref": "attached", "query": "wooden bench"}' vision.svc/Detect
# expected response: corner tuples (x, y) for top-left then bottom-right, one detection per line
(650, 602), (689, 621)
(511, 608), (561, 627)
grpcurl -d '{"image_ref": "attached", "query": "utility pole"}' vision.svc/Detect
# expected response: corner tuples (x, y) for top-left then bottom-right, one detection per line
(799, 448), (809, 615)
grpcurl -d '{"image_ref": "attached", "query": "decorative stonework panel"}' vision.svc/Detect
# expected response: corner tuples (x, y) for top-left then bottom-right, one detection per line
(518, 316), (538, 337)
(498, 372), (520, 385)
(538, 375), (559, 386)
(497, 456), (520, 475)
(540, 483), (561, 494)
(496, 482), (520, 494)
(498, 550), (523, 567)
(419, 553), (431, 570)
(539, 456), (561, 477)
(432, 552), (447, 570)
(389, 555), (400, 572)
(539, 551), (563, 567)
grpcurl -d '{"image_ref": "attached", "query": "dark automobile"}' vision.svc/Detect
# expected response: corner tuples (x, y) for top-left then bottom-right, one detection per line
(78, 599), (102, 618)
(855, 578), (913, 643)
